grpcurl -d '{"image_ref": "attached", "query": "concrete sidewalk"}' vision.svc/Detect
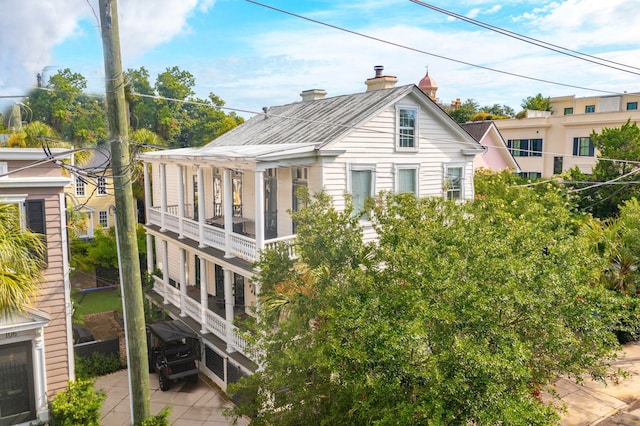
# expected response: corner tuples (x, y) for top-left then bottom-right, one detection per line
(559, 341), (640, 425)
(95, 371), (249, 426)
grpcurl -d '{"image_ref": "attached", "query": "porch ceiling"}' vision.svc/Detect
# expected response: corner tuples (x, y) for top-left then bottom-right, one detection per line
(139, 142), (332, 169)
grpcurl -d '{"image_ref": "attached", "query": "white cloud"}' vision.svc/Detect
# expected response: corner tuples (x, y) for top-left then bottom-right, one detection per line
(118, 0), (214, 59)
(0, 1), (88, 98)
(467, 8), (481, 19)
(0, 0), (214, 114)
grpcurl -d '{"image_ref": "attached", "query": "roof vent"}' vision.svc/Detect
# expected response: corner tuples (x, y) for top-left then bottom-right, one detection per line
(300, 89), (327, 101)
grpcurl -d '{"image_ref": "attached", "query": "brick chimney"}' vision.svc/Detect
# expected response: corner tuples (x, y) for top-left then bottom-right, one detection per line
(300, 89), (327, 101)
(365, 65), (398, 91)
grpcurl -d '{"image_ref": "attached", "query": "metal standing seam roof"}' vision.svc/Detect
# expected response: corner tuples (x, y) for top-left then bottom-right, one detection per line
(140, 84), (482, 162)
(202, 84), (417, 150)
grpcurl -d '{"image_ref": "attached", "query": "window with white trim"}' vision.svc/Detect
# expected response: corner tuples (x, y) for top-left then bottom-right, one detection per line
(396, 106), (418, 150)
(97, 177), (107, 196)
(350, 165), (375, 218)
(395, 165), (418, 195)
(444, 165), (464, 200)
(98, 210), (108, 228)
(75, 176), (86, 197)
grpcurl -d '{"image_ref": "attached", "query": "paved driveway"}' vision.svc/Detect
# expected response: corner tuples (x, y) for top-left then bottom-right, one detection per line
(95, 370), (249, 426)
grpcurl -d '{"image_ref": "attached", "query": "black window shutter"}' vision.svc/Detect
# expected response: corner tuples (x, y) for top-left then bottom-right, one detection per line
(25, 200), (46, 234)
(588, 139), (595, 156)
(573, 138), (579, 156)
(25, 199), (47, 264)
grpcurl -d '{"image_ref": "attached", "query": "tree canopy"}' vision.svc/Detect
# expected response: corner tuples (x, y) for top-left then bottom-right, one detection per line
(519, 93), (553, 115)
(125, 66), (244, 147)
(568, 120), (640, 219)
(228, 173), (631, 425)
(447, 99), (514, 123)
(21, 66), (242, 149)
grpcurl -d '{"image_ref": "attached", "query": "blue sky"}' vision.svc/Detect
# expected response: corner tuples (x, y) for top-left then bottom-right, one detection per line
(2, 0), (639, 119)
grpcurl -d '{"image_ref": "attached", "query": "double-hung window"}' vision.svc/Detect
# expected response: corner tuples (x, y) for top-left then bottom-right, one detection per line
(97, 177), (107, 196)
(98, 210), (109, 228)
(395, 165), (418, 195)
(75, 176), (86, 197)
(573, 137), (594, 157)
(444, 165), (463, 200)
(397, 106), (418, 150)
(350, 165), (375, 218)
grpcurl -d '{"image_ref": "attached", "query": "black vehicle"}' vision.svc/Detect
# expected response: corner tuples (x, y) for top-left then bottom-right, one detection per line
(146, 320), (201, 391)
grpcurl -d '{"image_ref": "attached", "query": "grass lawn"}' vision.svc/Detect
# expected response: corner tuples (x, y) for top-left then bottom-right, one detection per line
(72, 287), (123, 317)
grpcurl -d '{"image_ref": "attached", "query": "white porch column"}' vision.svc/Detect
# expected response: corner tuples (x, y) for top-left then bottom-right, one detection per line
(144, 162), (151, 225)
(162, 239), (169, 304)
(224, 268), (236, 352)
(223, 168), (233, 258)
(34, 328), (49, 421)
(254, 169), (265, 251)
(199, 258), (208, 333)
(178, 165), (185, 239)
(160, 163), (167, 231)
(146, 233), (154, 274)
(179, 248), (187, 317)
(197, 165), (206, 247)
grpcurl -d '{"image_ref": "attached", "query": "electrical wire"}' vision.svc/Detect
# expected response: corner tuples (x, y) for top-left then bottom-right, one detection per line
(245, 0), (629, 96)
(408, 0), (640, 76)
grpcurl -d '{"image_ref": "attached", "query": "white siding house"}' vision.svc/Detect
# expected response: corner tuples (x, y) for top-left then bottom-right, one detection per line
(139, 73), (484, 390)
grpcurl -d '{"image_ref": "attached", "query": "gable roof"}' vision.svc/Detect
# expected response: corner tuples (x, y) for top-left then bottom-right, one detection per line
(460, 121), (493, 142)
(460, 121), (520, 171)
(142, 84), (483, 165)
(203, 85), (417, 150)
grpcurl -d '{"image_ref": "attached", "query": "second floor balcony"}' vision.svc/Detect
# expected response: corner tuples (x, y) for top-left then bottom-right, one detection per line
(144, 162), (304, 263)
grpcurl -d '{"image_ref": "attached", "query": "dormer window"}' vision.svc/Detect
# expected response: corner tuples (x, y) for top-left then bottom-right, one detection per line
(397, 106), (418, 150)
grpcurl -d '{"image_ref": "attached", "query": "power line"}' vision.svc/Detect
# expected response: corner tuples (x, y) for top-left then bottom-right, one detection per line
(132, 90), (640, 168)
(245, 0), (627, 97)
(408, 0), (640, 76)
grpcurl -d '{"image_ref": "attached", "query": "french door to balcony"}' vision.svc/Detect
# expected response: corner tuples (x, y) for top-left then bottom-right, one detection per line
(264, 169), (277, 239)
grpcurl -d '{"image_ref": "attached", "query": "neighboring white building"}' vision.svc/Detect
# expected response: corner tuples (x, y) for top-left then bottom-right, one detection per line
(139, 67), (485, 390)
(0, 148), (74, 425)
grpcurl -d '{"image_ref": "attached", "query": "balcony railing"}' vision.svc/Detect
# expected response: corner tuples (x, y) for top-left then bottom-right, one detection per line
(148, 206), (296, 262)
(153, 276), (252, 359)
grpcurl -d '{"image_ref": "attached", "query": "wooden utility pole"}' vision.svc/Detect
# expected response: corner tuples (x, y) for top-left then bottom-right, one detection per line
(99, 0), (150, 422)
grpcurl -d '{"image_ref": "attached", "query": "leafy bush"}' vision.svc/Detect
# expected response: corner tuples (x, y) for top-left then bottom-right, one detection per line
(51, 379), (105, 426)
(137, 407), (171, 426)
(76, 352), (122, 379)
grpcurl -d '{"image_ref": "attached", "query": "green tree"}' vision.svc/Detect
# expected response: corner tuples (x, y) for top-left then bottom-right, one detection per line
(479, 103), (515, 118)
(228, 182), (627, 424)
(447, 98), (478, 123)
(71, 225), (147, 273)
(27, 68), (107, 145)
(125, 67), (158, 132)
(520, 93), (552, 113)
(568, 120), (640, 218)
(0, 204), (46, 313)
